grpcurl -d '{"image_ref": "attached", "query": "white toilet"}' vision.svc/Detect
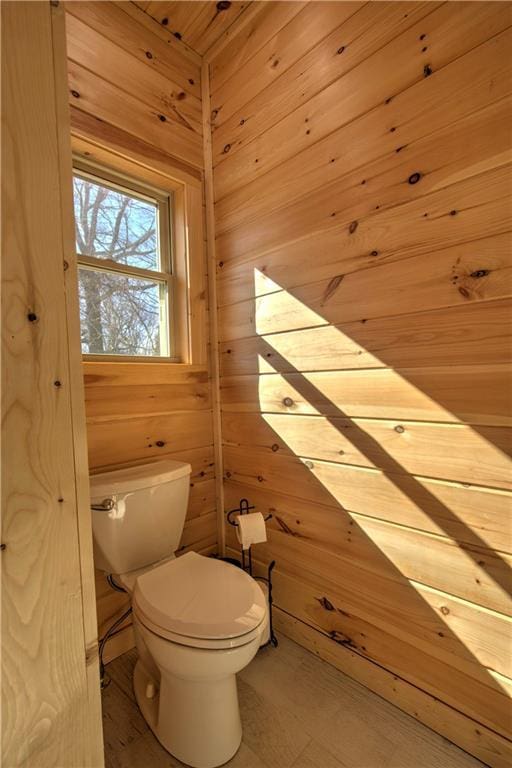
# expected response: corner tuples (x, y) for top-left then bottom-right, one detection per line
(90, 459), (269, 768)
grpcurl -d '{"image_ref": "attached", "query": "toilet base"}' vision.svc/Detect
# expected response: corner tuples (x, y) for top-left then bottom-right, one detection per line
(133, 658), (242, 768)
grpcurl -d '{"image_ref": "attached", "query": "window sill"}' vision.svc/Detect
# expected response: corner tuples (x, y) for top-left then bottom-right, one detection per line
(82, 359), (209, 387)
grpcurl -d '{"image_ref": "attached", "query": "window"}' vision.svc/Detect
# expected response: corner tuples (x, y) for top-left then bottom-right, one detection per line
(73, 161), (174, 358)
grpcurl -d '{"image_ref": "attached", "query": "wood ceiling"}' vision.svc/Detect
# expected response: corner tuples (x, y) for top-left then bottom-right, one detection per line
(131, 1), (252, 55)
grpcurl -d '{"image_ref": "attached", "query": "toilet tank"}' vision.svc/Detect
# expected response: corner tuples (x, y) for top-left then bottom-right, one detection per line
(90, 460), (191, 575)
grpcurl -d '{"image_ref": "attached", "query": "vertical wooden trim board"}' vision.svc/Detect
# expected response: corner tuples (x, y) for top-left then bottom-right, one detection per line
(1, 2), (104, 766)
(209, 2), (512, 766)
(202, 59), (226, 556)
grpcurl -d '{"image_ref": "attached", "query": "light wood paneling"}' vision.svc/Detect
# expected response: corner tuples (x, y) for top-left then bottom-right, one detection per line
(220, 365), (512, 426)
(1, 2), (104, 764)
(64, 7), (218, 662)
(132, 1), (251, 56)
(213, 5), (511, 196)
(223, 412), (512, 490)
(240, 555), (512, 737)
(65, 1), (203, 169)
(209, 2), (512, 764)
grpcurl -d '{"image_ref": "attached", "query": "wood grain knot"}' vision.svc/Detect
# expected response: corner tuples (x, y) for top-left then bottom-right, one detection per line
(145, 51), (153, 59)
(71, 90), (80, 99)
(317, 596), (335, 611)
(349, 220), (358, 234)
(323, 274), (344, 302)
(223, 143), (231, 154)
(329, 630), (357, 649)
(217, 0), (231, 10)
(408, 172), (421, 185)
(423, 64), (433, 77)
(271, 444), (279, 452)
(337, 46), (345, 55)
(440, 606), (450, 615)
(283, 397), (294, 407)
(304, 460), (314, 470)
(158, 114), (167, 122)
(394, 425), (405, 433)
(27, 312), (38, 322)
(470, 269), (490, 278)
(155, 440), (165, 447)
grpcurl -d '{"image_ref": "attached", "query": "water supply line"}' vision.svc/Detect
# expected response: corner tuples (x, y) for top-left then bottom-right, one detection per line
(99, 575), (131, 689)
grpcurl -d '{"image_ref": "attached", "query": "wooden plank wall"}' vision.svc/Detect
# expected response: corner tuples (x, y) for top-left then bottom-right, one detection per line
(133, 1), (251, 56)
(207, 2), (512, 766)
(2, 2), (104, 765)
(64, 2), (217, 661)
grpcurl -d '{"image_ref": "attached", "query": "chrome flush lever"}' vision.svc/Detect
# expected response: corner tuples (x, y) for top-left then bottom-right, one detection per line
(91, 498), (115, 511)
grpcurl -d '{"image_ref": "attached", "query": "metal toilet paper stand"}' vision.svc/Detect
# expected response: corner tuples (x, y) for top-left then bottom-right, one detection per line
(226, 498), (278, 648)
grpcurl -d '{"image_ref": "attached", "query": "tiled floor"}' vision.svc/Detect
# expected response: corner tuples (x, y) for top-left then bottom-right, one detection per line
(102, 635), (484, 768)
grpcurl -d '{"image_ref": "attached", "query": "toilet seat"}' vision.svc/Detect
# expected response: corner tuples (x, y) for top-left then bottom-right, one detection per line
(133, 605), (266, 650)
(132, 552), (268, 650)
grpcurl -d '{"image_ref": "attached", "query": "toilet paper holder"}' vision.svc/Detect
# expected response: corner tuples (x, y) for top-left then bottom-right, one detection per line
(226, 497), (272, 527)
(226, 498), (278, 648)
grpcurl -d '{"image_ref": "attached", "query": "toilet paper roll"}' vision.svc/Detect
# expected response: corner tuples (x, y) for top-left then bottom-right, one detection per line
(235, 512), (267, 550)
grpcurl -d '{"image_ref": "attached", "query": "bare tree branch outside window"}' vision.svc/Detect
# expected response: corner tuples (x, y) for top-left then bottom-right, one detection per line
(73, 173), (170, 356)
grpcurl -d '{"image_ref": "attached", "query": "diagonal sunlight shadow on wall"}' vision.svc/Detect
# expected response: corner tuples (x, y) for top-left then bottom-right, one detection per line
(251, 269), (512, 579)
(221, 268), (512, 708)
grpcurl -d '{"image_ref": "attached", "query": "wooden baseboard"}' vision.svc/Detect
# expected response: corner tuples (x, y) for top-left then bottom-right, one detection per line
(274, 607), (511, 768)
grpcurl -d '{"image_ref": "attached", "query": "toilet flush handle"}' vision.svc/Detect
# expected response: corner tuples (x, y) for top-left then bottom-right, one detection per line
(91, 498), (115, 511)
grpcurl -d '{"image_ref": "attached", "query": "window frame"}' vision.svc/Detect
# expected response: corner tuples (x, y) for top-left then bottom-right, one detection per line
(73, 158), (179, 361)
(70, 133), (207, 368)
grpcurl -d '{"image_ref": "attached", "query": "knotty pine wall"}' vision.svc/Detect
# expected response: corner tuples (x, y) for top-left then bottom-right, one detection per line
(65, 1), (217, 660)
(207, 3), (512, 766)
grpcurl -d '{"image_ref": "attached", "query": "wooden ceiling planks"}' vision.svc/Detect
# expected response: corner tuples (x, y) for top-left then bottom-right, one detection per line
(132, 0), (252, 55)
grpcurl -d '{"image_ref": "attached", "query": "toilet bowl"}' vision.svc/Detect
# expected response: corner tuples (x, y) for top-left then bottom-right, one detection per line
(90, 460), (268, 768)
(125, 552), (268, 768)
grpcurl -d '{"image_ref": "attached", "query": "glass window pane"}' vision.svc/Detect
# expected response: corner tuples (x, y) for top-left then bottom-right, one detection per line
(78, 267), (168, 357)
(73, 174), (161, 271)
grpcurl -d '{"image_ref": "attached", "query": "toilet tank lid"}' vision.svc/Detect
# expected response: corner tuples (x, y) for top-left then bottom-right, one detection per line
(90, 460), (191, 497)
